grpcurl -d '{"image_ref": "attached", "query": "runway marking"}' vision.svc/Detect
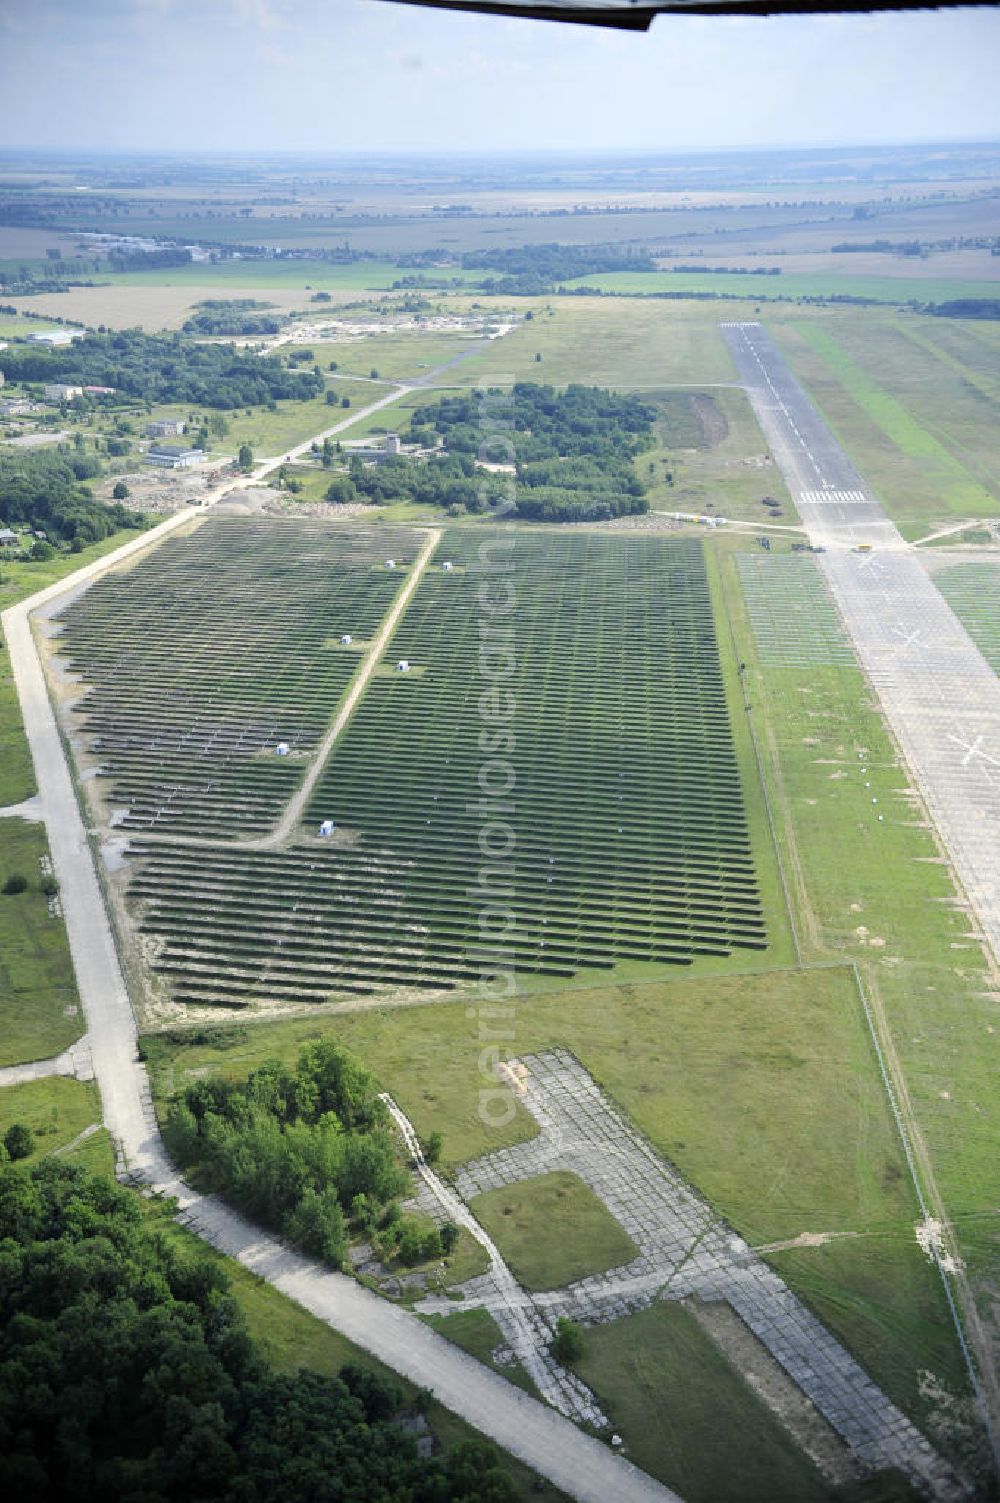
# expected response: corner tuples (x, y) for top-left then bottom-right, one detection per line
(800, 490), (867, 505)
(892, 624), (923, 650)
(948, 732), (1000, 770)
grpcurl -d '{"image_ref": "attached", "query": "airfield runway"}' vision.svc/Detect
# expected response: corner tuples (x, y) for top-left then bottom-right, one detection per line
(722, 320), (1000, 977)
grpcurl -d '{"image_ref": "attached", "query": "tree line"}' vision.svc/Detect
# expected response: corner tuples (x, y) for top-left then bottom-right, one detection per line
(0, 1157), (519, 1503)
(396, 242), (657, 295)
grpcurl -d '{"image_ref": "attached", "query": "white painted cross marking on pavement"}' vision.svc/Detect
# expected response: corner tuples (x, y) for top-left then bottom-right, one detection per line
(947, 733), (1000, 770)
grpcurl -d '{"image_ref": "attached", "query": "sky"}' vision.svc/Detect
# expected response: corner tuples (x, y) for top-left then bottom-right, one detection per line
(1, 0), (999, 155)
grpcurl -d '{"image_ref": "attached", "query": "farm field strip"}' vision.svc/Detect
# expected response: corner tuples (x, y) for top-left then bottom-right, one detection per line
(114, 527), (767, 1009)
(52, 517), (424, 837)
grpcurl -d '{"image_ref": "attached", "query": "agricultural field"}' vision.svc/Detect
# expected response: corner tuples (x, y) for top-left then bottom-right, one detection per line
(559, 269), (1000, 305)
(77, 525), (777, 1013)
(5, 282), (316, 333)
(93, 261), (482, 292)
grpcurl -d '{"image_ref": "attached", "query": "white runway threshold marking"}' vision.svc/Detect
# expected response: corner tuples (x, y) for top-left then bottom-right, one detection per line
(800, 490), (868, 505)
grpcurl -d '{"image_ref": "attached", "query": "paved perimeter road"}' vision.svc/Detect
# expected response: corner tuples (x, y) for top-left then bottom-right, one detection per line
(2, 529), (681, 1503)
(722, 321), (1000, 1452)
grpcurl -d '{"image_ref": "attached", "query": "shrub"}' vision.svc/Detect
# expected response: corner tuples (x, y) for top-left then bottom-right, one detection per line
(40, 874), (59, 897)
(397, 1217), (442, 1266)
(2, 872), (28, 895)
(551, 1316), (585, 1363)
(4, 1122), (35, 1161)
(423, 1130), (443, 1164)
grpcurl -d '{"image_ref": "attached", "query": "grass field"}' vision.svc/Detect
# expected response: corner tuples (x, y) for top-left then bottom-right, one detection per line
(568, 1302), (918, 1503)
(0, 675), (33, 806)
(118, 380), (391, 462)
(0, 311), (63, 337)
(450, 297), (743, 390)
(200, 380), (381, 458)
(642, 386), (798, 527)
(0, 819), (83, 1067)
(469, 1171), (638, 1291)
(0, 1076), (110, 1171)
(295, 332), (485, 383)
(792, 321), (996, 519)
(331, 385), (446, 440)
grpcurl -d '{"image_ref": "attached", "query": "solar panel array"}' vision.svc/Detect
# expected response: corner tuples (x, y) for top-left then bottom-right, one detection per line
(68, 522), (766, 1009)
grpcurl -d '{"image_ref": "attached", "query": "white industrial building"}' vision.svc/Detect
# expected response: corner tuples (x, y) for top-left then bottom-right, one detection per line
(145, 443), (203, 469)
(44, 383), (84, 402)
(146, 419), (186, 438)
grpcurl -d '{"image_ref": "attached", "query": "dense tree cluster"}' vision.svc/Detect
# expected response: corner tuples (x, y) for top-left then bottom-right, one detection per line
(183, 300), (287, 336)
(166, 1041), (409, 1268)
(339, 382), (654, 522)
(0, 1158), (519, 1503)
(0, 449), (144, 547)
(344, 382), (653, 522)
(0, 329), (322, 409)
